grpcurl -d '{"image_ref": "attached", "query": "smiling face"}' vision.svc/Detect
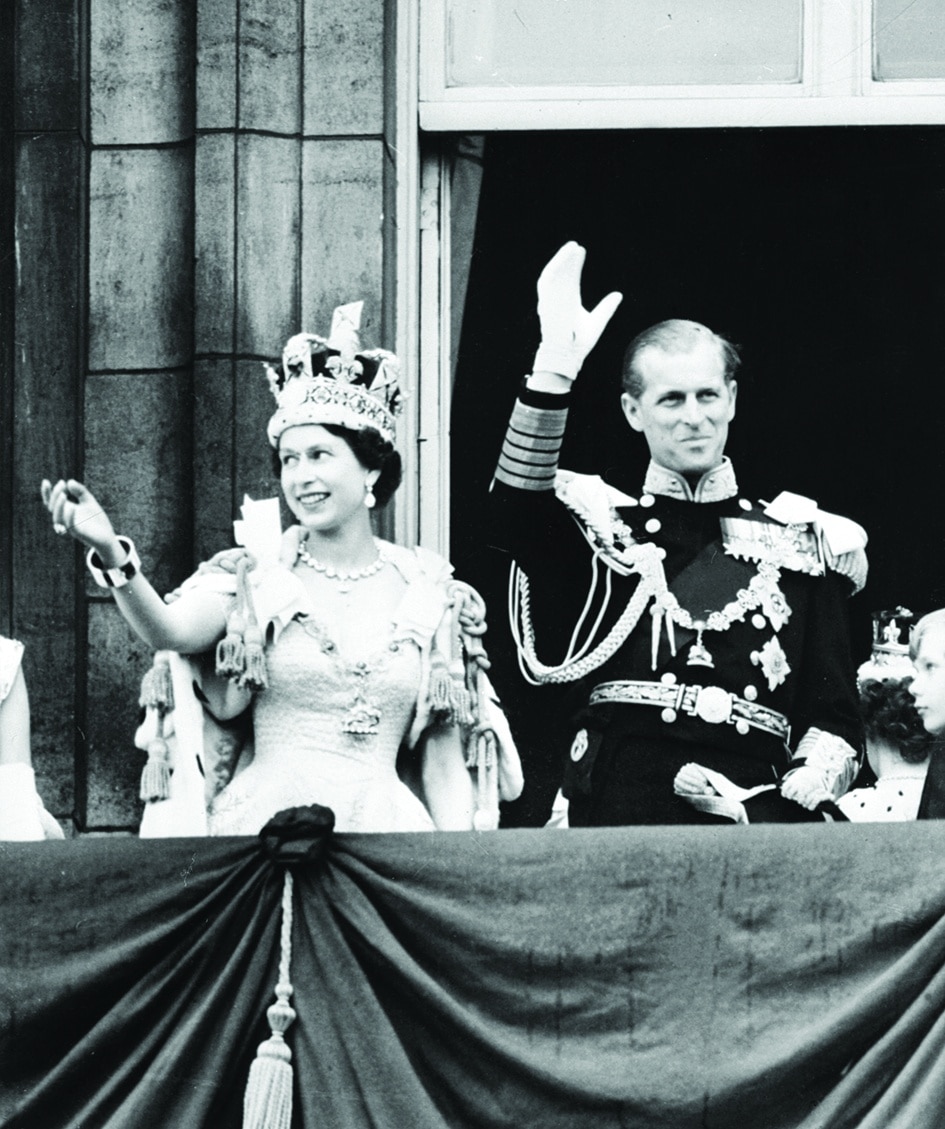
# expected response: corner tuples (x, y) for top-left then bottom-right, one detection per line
(620, 338), (737, 479)
(278, 424), (377, 535)
(910, 619), (945, 736)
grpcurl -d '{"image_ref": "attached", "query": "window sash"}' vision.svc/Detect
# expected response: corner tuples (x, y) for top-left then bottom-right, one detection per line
(420, 0), (945, 130)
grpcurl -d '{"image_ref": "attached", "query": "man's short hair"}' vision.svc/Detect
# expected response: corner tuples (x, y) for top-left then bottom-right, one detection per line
(621, 319), (741, 399)
(910, 609), (945, 661)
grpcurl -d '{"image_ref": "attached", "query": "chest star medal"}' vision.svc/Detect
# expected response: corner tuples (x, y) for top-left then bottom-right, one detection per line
(750, 636), (791, 692)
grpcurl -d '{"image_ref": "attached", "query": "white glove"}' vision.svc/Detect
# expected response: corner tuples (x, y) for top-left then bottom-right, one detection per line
(532, 242), (623, 381)
(780, 729), (859, 809)
(780, 764), (834, 811)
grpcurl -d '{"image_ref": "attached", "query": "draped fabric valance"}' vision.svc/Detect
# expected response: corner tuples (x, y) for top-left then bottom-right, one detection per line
(3, 820), (945, 1128)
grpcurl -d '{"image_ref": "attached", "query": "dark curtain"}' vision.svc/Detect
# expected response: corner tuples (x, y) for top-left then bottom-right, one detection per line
(5, 822), (945, 1127)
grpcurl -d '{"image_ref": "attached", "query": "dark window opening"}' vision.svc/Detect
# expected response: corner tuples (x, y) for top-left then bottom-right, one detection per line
(451, 128), (945, 825)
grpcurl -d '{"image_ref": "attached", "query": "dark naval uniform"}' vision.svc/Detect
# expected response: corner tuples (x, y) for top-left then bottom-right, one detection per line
(491, 385), (865, 825)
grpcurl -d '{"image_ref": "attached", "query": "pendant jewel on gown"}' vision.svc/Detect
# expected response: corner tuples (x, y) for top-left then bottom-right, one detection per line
(301, 618), (401, 738)
(343, 661), (382, 736)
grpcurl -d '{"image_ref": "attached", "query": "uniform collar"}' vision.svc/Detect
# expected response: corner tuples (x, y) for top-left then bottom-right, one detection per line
(642, 457), (738, 503)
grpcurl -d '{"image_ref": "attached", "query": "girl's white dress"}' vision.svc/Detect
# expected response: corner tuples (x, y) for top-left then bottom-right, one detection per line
(837, 775), (926, 821)
(0, 636), (25, 704)
(0, 635), (65, 840)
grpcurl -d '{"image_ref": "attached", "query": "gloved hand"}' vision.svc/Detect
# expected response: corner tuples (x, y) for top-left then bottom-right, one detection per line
(780, 764), (834, 810)
(532, 242), (623, 381)
(781, 727), (859, 810)
(673, 762), (718, 797)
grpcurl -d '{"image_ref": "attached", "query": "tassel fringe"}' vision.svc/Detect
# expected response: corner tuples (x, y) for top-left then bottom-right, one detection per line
(239, 623), (269, 692)
(139, 658), (174, 711)
(243, 872), (295, 1129)
(216, 615), (247, 679)
(218, 557), (270, 690)
(469, 728), (500, 831)
(428, 652), (454, 715)
(140, 736), (172, 802)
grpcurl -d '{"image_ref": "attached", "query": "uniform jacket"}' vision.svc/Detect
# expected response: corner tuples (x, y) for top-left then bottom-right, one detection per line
(489, 384), (865, 824)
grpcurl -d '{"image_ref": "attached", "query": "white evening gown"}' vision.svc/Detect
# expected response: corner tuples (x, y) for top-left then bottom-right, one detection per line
(208, 614), (436, 835)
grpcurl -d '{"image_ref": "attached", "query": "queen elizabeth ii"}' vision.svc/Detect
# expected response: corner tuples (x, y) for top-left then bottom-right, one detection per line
(42, 306), (520, 836)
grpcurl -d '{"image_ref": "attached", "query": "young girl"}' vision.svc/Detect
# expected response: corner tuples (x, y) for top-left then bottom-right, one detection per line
(0, 636), (64, 839)
(838, 676), (933, 821)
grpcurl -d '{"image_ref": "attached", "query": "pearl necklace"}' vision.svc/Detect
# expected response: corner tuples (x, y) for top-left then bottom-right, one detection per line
(296, 540), (388, 590)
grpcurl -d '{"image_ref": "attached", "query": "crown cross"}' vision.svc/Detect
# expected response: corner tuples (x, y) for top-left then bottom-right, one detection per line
(265, 301), (403, 447)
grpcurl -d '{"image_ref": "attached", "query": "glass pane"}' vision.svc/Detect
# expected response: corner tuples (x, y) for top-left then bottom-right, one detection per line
(445, 0), (803, 87)
(874, 0), (945, 80)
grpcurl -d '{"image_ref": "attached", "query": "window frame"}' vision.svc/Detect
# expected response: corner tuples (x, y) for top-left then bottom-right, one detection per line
(401, 0), (945, 555)
(419, 0), (945, 130)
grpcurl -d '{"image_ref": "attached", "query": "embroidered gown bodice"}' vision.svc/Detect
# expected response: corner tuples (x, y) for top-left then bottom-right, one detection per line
(208, 614), (435, 835)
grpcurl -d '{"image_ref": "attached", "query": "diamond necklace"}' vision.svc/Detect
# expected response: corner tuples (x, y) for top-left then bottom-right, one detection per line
(296, 538), (388, 591)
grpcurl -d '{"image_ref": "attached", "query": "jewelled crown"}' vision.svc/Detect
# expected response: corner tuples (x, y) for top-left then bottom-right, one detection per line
(857, 606), (916, 686)
(265, 301), (403, 447)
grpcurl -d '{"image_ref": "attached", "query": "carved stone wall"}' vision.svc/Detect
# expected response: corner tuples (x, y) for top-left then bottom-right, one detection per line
(3, 0), (393, 833)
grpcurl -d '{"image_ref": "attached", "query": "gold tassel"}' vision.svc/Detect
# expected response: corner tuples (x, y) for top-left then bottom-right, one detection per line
(428, 651), (454, 717)
(140, 735), (171, 802)
(466, 726), (498, 772)
(243, 872), (295, 1129)
(231, 555), (269, 691)
(447, 662), (475, 728)
(470, 728), (500, 831)
(139, 657), (174, 711)
(239, 622), (268, 692)
(216, 611), (247, 678)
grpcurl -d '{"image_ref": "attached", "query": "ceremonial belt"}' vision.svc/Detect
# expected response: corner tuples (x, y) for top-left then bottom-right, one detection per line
(589, 680), (791, 742)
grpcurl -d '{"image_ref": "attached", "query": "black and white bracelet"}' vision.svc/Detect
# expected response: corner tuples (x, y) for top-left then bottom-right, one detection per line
(86, 536), (141, 589)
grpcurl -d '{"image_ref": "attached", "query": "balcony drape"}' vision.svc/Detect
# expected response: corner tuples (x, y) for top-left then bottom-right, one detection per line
(3, 820), (945, 1127)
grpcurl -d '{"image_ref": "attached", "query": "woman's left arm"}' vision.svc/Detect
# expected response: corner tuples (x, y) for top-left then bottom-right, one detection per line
(421, 725), (475, 830)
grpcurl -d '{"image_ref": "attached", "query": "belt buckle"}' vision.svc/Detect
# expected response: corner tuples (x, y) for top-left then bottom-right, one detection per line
(693, 685), (733, 725)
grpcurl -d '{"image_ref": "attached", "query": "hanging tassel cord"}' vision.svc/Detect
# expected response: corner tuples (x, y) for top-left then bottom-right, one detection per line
(446, 582), (506, 829)
(243, 870), (296, 1129)
(139, 712), (172, 803)
(139, 656), (175, 803)
(216, 555), (269, 691)
(468, 724), (499, 831)
(508, 541), (669, 686)
(429, 582), (491, 727)
(139, 655), (174, 712)
(238, 556), (268, 692)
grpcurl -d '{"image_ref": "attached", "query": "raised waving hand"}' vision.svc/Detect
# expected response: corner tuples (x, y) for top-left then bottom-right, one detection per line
(532, 241), (623, 382)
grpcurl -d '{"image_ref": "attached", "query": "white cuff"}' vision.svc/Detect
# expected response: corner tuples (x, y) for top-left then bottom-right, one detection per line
(790, 727), (860, 798)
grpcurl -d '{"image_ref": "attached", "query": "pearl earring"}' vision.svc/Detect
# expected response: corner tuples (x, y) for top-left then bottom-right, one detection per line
(365, 481), (376, 509)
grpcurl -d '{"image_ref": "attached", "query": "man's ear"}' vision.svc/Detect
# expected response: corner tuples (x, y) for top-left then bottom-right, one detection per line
(727, 380), (738, 422)
(620, 392), (645, 433)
